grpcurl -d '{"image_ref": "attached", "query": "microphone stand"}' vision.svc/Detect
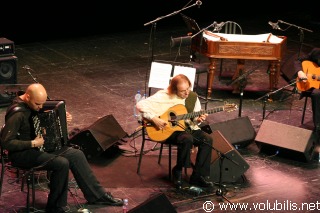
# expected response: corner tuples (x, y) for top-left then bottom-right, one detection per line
(174, 122), (237, 203)
(277, 20), (313, 58)
(255, 80), (298, 120)
(25, 68), (39, 84)
(227, 66), (259, 117)
(194, 139), (237, 204)
(143, 1), (199, 94)
(24, 66), (51, 100)
(194, 23), (225, 105)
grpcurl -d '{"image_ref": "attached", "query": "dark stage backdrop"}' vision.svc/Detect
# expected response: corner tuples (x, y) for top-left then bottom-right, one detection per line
(1, 1), (313, 44)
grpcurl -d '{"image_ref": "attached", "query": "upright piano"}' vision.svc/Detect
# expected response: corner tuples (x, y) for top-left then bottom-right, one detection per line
(191, 30), (287, 98)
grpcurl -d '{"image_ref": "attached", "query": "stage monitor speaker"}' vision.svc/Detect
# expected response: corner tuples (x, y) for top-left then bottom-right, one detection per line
(128, 193), (176, 213)
(0, 55), (17, 84)
(255, 119), (316, 162)
(210, 130), (250, 183)
(205, 116), (256, 148)
(68, 114), (127, 159)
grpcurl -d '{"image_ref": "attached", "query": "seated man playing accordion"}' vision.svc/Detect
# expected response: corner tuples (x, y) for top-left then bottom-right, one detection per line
(1, 83), (123, 213)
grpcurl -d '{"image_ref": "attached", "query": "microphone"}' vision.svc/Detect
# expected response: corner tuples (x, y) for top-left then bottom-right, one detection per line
(196, 0), (202, 8)
(214, 22), (225, 31)
(212, 21), (217, 29)
(22, 65), (31, 70)
(268, 21), (281, 30)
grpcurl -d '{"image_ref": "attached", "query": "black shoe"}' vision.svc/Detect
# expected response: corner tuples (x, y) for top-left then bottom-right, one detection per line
(89, 192), (124, 206)
(172, 166), (182, 189)
(189, 175), (213, 188)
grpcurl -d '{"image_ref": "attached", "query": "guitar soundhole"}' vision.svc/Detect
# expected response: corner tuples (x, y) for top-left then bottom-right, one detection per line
(169, 112), (177, 126)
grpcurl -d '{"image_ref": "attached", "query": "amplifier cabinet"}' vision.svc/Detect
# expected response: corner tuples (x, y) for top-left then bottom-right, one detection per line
(0, 38), (15, 56)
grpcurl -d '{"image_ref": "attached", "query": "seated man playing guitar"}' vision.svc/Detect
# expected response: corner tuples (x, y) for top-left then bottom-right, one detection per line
(295, 47), (320, 139)
(136, 74), (214, 189)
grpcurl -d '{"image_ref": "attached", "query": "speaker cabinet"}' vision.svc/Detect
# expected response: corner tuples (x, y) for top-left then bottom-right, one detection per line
(255, 120), (316, 162)
(0, 55), (17, 84)
(206, 116), (256, 148)
(0, 38), (15, 56)
(210, 130), (250, 183)
(68, 115), (127, 159)
(128, 193), (176, 213)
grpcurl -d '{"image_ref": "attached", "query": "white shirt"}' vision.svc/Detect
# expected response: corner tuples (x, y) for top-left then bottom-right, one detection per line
(136, 89), (202, 130)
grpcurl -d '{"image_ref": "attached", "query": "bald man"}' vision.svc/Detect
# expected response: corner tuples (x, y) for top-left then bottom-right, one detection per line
(1, 83), (123, 213)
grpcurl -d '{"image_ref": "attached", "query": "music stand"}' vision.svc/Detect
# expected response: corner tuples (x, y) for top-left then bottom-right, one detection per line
(148, 60), (196, 95)
(180, 13), (201, 34)
(179, 14), (223, 104)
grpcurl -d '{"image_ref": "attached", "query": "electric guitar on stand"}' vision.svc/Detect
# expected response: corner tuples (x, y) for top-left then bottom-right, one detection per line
(144, 103), (237, 142)
(296, 60), (320, 91)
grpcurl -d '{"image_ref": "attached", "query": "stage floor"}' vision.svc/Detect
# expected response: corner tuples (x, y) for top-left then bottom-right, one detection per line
(1, 17), (320, 213)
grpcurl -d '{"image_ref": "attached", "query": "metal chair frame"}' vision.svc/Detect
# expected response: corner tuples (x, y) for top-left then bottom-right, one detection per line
(0, 125), (47, 212)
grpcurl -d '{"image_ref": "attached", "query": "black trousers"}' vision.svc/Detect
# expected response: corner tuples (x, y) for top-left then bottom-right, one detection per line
(168, 129), (213, 177)
(10, 146), (106, 209)
(311, 89), (320, 132)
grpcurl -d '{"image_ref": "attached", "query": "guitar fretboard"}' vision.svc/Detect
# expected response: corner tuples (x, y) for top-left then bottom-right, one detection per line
(177, 106), (224, 120)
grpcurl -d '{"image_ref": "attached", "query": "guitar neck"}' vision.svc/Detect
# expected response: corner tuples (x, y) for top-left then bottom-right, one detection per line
(176, 106), (224, 120)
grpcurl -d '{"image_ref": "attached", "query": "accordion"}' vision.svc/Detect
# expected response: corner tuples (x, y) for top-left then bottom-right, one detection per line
(38, 100), (68, 152)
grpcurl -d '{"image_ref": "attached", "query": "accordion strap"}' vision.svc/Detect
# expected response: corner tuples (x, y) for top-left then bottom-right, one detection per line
(5, 103), (28, 121)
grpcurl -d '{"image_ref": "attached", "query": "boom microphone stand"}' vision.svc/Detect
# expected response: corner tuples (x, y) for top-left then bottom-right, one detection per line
(22, 65), (51, 100)
(277, 20), (313, 58)
(270, 20), (313, 95)
(174, 122), (238, 203)
(192, 139), (237, 203)
(143, 0), (201, 94)
(227, 66), (259, 117)
(255, 79), (299, 120)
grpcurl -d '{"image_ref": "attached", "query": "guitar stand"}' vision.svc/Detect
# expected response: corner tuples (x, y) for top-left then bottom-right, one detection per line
(255, 80), (298, 120)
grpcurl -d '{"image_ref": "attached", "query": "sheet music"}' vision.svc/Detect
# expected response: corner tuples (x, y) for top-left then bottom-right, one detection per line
(148, 62), (172, 89)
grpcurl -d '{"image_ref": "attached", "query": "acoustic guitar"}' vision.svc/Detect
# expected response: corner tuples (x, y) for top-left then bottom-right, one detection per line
(296, 60), (320, 91)
(144, 103), (238, 142)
